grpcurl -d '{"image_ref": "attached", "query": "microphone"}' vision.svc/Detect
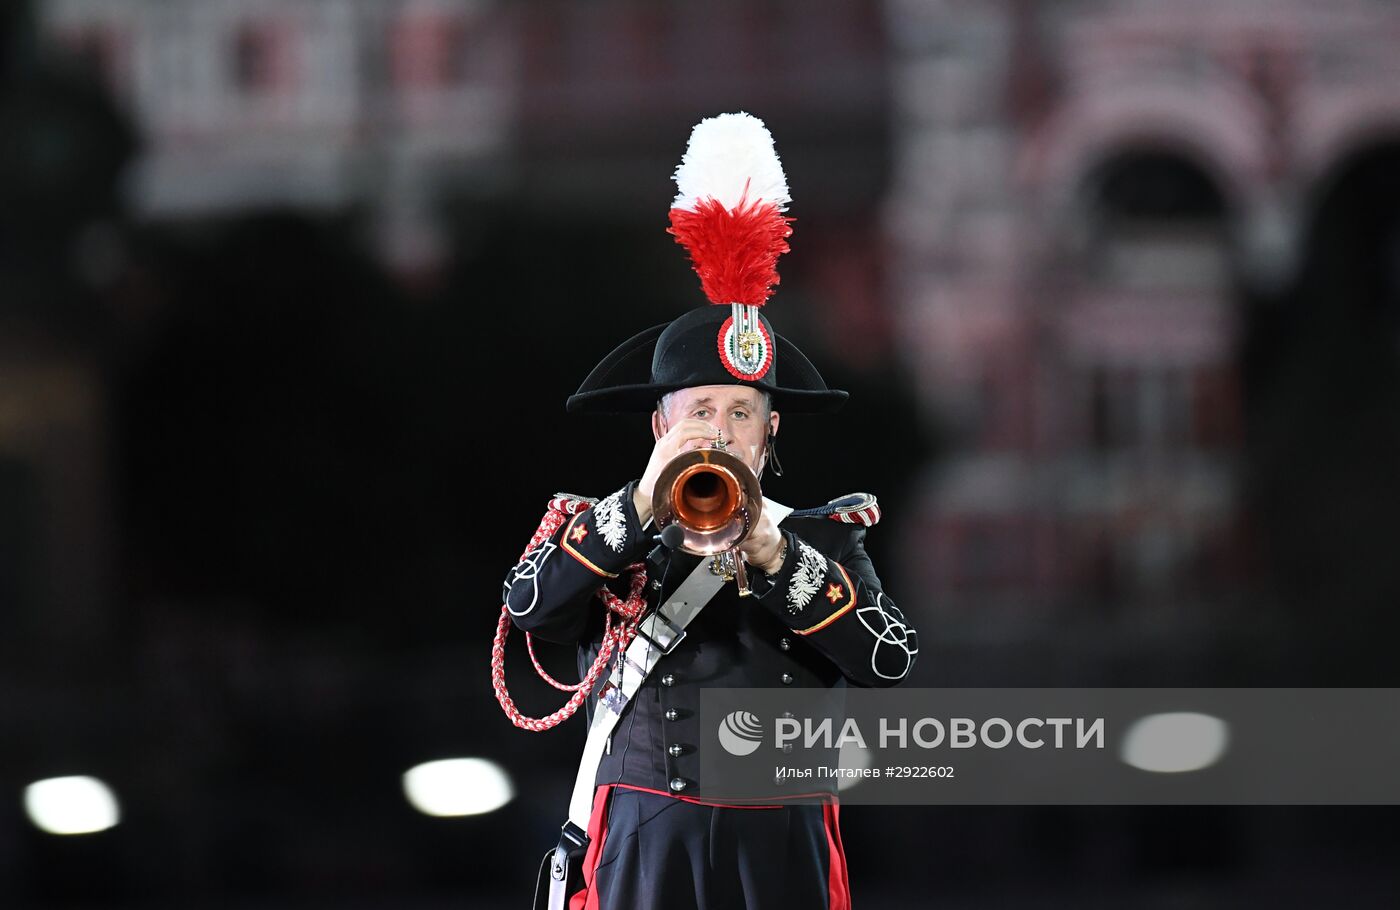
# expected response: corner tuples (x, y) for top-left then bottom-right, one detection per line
(646, 523), (687, 579)
(659, 524), (686, 550)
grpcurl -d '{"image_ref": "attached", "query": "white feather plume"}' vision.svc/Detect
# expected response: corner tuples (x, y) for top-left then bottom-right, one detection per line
(671, 112), (791, 214)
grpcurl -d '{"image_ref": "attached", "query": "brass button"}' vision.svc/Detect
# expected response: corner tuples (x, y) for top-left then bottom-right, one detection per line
(781, 673), (794, 685)
(779, 638), (792, 651)
(665, 709), (678, 721)
(668, 744), (684, 757)
(661, 674), (676, 687)
(669, 778), (688, 792)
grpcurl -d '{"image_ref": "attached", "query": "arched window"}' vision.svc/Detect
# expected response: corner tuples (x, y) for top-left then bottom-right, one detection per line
(1077, 146), (1229, 288)
(1070, 146), (1239, 457)
(1086, 147), (1226, 225)
(1306, 139), (1400, 322)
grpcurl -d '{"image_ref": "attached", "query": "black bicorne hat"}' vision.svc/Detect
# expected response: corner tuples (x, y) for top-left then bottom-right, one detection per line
(567, 307), (847, 414)
(565, 112), (849, 416)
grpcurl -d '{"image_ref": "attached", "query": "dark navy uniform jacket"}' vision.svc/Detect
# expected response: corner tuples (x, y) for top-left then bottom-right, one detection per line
(503, 481), (919, 796)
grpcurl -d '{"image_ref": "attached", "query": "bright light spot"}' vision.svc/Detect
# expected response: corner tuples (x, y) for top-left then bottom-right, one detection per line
(837, 743), (871, 792)
(24, 776), (120, 835)
(403, 758), (514, 817)
(1120, 712), (1230, 773)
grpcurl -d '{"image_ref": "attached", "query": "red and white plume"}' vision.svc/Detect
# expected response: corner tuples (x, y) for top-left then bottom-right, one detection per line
(668, 112), (794, 308)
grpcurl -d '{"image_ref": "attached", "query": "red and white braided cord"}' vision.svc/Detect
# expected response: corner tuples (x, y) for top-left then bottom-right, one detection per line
(491, 501), (648, 732)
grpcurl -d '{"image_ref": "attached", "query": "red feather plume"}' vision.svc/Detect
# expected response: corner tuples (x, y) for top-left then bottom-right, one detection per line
(667, 193), (794, 307)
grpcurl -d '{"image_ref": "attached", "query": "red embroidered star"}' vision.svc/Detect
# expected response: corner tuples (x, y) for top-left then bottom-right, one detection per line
(569, 523), (589, 544)
(825, 583), (844, 604)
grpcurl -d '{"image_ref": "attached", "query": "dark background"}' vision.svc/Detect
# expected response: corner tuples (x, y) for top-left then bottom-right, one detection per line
(3, 0), (1399, 907)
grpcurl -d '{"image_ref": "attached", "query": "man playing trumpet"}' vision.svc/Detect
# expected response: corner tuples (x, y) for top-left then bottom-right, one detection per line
(498, 114), (918, 910)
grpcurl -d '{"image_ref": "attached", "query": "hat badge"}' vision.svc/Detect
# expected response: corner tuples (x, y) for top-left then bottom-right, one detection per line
(719, 303), (773, 379)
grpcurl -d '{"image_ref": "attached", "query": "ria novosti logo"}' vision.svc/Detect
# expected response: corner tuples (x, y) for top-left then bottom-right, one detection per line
(717, 711), (764, 756)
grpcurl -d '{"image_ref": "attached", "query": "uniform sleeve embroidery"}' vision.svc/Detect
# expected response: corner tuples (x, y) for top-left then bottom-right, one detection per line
(504, 541), (557, 617)
(857, 591), (919, 681)
(787, 540), (828, 614)
(594, 488), (628, 553)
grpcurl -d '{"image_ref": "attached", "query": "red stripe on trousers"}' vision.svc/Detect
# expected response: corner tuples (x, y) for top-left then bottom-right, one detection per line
(569, 785), (614, 910)
(824, 799), (851, 910)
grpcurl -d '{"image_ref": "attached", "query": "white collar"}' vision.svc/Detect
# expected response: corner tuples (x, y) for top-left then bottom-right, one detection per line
(764, 497), (794, 526)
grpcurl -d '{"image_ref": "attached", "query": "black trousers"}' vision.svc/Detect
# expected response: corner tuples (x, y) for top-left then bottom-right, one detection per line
(571, 784), (850, 910)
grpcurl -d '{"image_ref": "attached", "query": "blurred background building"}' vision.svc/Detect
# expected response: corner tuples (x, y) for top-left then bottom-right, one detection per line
(3, 0), (1399, 906)
(889, 0), (1400, 685)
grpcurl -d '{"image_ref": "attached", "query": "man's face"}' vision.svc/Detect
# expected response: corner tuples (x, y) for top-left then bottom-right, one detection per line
(654, 385), (780, 475)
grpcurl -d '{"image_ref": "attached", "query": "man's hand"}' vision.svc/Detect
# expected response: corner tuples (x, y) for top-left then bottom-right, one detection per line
(633, 418), (725, 525)
(737, 508), (786, 575)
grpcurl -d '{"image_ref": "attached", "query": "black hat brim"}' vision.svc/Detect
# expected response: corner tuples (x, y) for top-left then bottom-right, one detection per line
(566, 322), (848, 415)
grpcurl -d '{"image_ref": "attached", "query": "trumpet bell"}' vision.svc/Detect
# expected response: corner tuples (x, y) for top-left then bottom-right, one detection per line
(652, 448), (763, 556)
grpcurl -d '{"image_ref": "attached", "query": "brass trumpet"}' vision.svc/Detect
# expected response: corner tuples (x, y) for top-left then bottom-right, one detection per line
(652, 445), (763, 595)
